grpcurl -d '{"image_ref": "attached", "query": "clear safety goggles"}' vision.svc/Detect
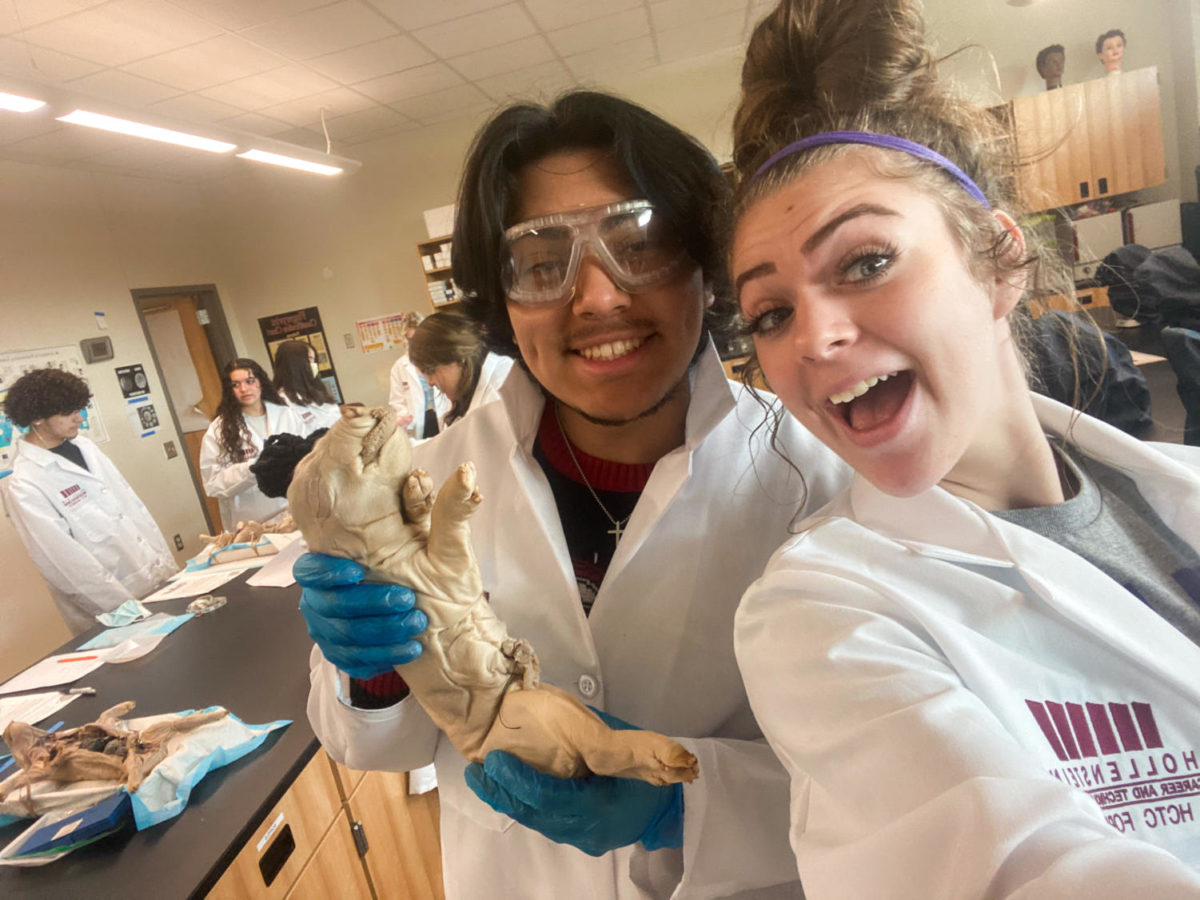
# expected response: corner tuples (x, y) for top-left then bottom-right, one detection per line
(501, 199), (687, 306)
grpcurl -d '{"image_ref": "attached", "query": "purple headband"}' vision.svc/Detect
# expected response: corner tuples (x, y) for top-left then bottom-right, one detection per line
(750, 130), (991, 209)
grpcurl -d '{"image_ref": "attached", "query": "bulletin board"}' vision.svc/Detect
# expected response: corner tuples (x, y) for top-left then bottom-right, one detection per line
(0, 345), (108, 479)
(257, 306), (344, 404)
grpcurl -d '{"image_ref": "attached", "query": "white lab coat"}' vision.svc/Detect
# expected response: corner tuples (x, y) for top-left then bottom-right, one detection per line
(388, 353), (449, 439)
(308, 344), (849, 899)
(459, 352), (513, 420)
(199, 401), (305, 529)
(282, 397), (341, 435)
(736, 392), (1200, 900)
(3, 436), (177, 635)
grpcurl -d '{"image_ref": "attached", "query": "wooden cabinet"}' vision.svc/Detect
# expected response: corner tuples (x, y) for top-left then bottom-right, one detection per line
(207, 750), (444, 900)
(1007, 67), (1164, 212)
(416, 236), (459, 310)
(348, 770), (444, 900)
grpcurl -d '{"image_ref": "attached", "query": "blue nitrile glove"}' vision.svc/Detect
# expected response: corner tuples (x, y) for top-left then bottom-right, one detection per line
(463, 708), (684, 856)
(295, 552), (427, 681)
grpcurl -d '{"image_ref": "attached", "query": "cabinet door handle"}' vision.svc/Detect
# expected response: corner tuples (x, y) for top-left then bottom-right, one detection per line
(1079, 182), (1090, 199)
(1098, 176), (1109, 195)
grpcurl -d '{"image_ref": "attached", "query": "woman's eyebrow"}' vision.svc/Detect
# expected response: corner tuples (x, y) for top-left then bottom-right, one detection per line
(735, 203), (899, 301)
(801, 203), (899, 255)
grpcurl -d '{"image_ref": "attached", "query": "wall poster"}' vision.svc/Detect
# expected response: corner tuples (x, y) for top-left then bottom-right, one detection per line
(0, 345), (108, 479)
(354, 312), (409, 355)
(257, 306), (343, 404)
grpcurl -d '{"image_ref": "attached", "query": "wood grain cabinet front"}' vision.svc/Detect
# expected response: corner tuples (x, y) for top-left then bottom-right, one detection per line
(207, 749), (343, 899)
(1007, 67), (1164, 213)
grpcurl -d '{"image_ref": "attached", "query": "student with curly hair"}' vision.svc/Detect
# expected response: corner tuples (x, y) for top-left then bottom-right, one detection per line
(727, 0), (1200, 894)
(271, 340), (340, 434)
(199, 357), (303, 529)
(3, 368), (176, 634)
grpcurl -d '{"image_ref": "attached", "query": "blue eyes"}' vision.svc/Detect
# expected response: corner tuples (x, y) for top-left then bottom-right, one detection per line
(741, 248), (896, 339)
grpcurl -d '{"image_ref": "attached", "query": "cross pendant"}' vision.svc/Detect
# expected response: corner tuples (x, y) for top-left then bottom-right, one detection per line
(608, 520), (625, 547)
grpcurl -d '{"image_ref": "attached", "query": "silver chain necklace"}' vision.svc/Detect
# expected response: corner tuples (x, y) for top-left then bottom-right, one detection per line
(553, 407), (631, 549)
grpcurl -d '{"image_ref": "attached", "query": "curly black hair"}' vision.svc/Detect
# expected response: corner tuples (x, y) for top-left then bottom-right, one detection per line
(4, 368), (91, 427)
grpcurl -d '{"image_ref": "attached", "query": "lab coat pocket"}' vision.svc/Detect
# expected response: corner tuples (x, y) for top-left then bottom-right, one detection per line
(435, 742), (516, 834)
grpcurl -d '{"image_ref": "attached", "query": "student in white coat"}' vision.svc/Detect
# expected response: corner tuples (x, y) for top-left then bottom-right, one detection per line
(727, 1), (1200, 896)
(296, 92), (848, 899)
(3, 368), (176, 634)
(388, 312), (449, 439)
(271, 340), (341, 434)
(199, 357), (303, 529)
(407, 310), (512, 429)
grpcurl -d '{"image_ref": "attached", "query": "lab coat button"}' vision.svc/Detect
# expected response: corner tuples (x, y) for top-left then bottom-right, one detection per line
(577, 674), (598, 698)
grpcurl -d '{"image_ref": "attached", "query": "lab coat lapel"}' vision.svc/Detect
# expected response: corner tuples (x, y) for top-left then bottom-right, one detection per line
(846, 407), (1200, 704)
(605, 344), (735, 570)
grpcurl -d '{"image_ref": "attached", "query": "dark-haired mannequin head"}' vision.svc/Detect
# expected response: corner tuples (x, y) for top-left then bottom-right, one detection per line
(1095, 29), (1125, 73)
(1036, 44), (1065, 90)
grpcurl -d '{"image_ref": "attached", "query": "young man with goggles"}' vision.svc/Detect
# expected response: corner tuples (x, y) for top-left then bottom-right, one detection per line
(298, 91), (847, 899)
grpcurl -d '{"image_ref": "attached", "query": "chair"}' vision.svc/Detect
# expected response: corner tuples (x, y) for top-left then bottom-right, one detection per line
(1160, 326), (1200, 445)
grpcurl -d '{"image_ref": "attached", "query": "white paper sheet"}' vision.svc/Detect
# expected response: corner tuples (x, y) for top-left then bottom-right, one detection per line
(0, 692), (80, 733)
(142, 567), (249, 602)
(0, 652), (111, 696)
(245, 537), (306, 588)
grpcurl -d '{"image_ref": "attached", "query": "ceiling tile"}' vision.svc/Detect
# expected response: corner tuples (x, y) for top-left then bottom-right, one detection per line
(123, 34), (289, 93)
(199, 65), (340, 111)
(64, 69), (182, 106)
(166, 0), (335, 31)
(657, 12), (748, 64)
(365, 0), (509, 32)
(321, 104), (412, 140)
(448, 34), (554, 81)
(649, 0), (747, 31)
(354, 62), (463, 103)
(19, 0), (223, 68)
(216, 111), (298, 137)
(0, 1), (109, 35)
(522, 0), (642, 32)
(411, 4), (537, 59)
(242, 1), (398, 61)
(474, 59), (572, 102)
(267, 124), (329, 152)
(305, 34), (434, 83)
(389, 82), (491, 125)
(0, 114), (63, 146)
(0, 37), (102, 83)
(564, 36), (656, 81)
(5, 125), (135, 161)
(148, 92), (249, 124)
(546, 7), (650, 58)
(257, 86), (376, 126)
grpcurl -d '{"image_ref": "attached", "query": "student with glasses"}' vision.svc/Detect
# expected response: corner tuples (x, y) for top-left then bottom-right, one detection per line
(199, 357), (303, 529)
(297, 92), (848, 898)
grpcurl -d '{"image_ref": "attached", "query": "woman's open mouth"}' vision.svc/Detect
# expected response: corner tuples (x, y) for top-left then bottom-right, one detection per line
(827, 370), (914, 433)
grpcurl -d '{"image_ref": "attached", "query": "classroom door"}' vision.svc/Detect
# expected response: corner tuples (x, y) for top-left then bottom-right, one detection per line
(134, 287), (235, 533)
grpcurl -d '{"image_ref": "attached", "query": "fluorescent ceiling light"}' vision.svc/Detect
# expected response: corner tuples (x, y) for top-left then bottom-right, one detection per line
(237, 149), (343, 176)
(0, 91), (45, 112)
(57, 109), (235, 153)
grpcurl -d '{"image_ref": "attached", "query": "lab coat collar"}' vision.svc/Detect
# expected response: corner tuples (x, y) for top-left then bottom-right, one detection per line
(840, 393), (1200, 699)
(14, 434), (100, 478)
(492, 339), (737, 458)
(845, 392), (1200, 566)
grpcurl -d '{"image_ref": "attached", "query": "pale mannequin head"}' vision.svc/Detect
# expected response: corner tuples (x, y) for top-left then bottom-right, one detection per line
(1095, 29), (1125, 73)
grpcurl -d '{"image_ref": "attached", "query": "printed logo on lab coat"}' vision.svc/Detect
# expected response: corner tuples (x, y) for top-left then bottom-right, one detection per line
(1029, 698), (1199, 835)
(59, 484), (87, 508)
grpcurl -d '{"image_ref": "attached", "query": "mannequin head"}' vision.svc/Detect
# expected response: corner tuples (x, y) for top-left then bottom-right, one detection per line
(1036, 44), (1065, 89)
(1095, 29), (1125, 73)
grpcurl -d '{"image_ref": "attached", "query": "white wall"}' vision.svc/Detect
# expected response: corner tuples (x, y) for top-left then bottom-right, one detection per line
(0, 160), (222, 679)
